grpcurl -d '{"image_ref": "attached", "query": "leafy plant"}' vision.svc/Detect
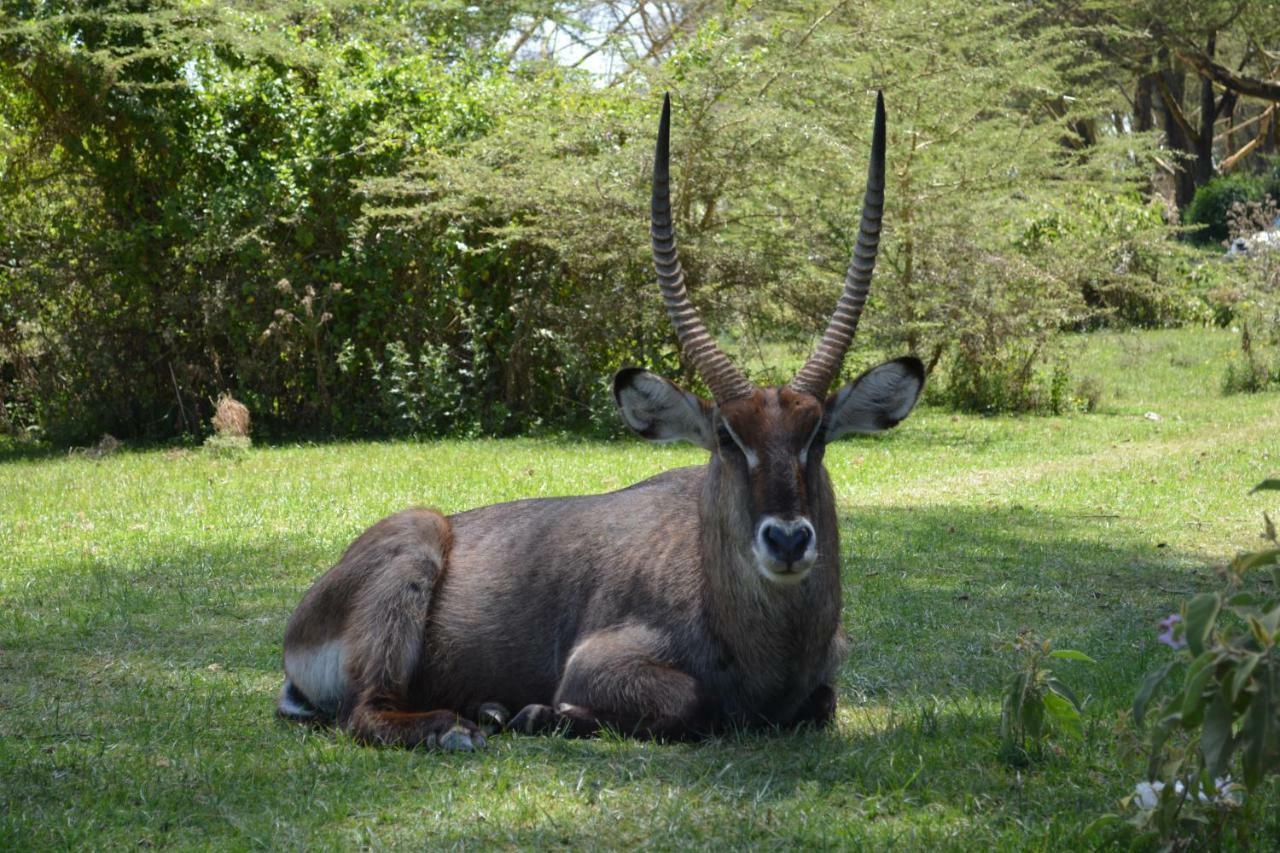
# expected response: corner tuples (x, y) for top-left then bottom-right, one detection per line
(1187, 174), (1269, 244)
(1218, 201), (1280, 395)
(999, 632), (1095, 766)
(1126, 479), (1280, 843)
(1222, 323), (1280, 395)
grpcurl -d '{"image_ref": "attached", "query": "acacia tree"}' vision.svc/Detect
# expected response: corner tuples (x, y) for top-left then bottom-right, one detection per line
(406, 0), (1172, 411)
(0, 0), (1215, 440)
(1067, 0), (1280, 209)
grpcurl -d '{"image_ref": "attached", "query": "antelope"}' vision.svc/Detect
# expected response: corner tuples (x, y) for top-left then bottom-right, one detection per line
(277, 93), (924, 749)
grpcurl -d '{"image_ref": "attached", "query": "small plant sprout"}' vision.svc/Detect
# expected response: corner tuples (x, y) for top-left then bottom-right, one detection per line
(999, 632), (1095, 766)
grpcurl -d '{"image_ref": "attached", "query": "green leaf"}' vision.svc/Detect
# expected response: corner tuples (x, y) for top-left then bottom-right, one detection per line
(1260, 604), (1280, 639)
(1233, 548), (1280, 575)
(1184, 593), (1221, 656)
(1227, 592), (1260, 609)
(1231, 653), (1262, 701)
(1048, 649), (1096, 663)
(1042, 690), (1082, 737)
(1240, 668), (1275, 790)
(1134, 661), (1176, 729)
(1000, 671), (1027, 743)
(1249, 479), (1280, 493)
(1200, 687), (1234, 780)
(1082, 814), (1124, 839)
(1046, 676), (1083, 712)
(1247, 615), (1273, 649)
(1180, 654), (1218, 726)
(1146, 716), (1177, 780)
(1021, 691), (1045, 744)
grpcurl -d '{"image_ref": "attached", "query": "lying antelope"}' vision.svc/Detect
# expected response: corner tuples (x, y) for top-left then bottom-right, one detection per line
(278, 93), (923, 749)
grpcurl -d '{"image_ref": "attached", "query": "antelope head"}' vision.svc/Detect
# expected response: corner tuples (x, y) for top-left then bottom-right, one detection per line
(614, 93), (924, 586)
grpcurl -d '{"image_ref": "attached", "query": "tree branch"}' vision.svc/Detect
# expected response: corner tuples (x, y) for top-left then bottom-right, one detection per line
(1153, 74), (1197, 146)
(1220, 105), (1274, 172)
(1175, 48), (1280, 102)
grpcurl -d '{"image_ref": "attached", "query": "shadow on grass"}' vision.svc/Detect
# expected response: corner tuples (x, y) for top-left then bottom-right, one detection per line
(840, 504), (1217, 703)
(0, 505), (1227, 847)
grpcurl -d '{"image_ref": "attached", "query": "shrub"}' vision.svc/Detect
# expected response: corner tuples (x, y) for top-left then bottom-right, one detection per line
(1187, 174), (1267, 245)
(1219, 196), (1280, 394)
(1222, 325), (1280, 394)
(1018, 191), (1212, 329)
(1123, 481), (1280, 846)
(886, 234), (1089, 414)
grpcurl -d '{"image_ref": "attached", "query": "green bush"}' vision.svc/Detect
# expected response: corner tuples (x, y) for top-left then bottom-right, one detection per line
(0, 0), (1188, 439)
(1218, 220), (1280, 393)
(0, 14), (652, 442)
(998, 634), (1094, 767)
(1124, 481), (1280, 846)
(1187, 174), (1268, 245)
(1018, 191), (1217, 329)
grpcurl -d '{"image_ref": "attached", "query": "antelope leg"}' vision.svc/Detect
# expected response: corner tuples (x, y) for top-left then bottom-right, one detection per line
(789, 683), (838, 729)
(510, 625), (708, 740)
(341, 688), (487, 750)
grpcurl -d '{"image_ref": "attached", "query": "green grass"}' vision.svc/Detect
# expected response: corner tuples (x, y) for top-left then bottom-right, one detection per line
(2, 328), (1278, 849)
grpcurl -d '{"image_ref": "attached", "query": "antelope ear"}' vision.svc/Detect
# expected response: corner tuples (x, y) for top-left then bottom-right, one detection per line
(613, 368), (715, 449)
(825, 356), (924, 441)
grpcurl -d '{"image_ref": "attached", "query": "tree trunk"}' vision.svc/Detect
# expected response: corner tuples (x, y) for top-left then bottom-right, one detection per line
(1135, 74), (1155, 133)
(1158, 58), (1198, 209)
(1194, 33), (1217, 189)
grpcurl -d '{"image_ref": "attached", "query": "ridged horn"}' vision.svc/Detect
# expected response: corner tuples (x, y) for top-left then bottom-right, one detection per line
(789, 91), (886, 398)
(652, 93), (754, 404)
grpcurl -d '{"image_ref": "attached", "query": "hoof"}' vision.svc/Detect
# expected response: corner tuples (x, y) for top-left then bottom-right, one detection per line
(438, 723), (485, 751)
(477, 702), (510, 735)
(510, 703), (560, 735)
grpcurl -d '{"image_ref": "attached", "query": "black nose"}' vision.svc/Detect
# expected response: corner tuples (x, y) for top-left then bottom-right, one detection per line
(762, 522), (812, 565)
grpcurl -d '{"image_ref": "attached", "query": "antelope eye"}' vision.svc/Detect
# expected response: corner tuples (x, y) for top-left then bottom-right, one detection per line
(717, 421), (760, 469)
(717, 426), (742, 454)
(798, 415), (824, 464)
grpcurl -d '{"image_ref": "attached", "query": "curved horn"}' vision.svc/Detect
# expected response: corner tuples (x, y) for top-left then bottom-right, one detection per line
(790, 91), (886, 398)
(652, 94), (754, 404)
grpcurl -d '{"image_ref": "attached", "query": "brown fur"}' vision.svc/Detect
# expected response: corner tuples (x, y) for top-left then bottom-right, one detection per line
(280, 372), (918, 748)
(280, 411), (843, 743)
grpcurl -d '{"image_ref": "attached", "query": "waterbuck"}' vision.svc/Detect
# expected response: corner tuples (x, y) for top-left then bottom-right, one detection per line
(277, 93), (924, 749)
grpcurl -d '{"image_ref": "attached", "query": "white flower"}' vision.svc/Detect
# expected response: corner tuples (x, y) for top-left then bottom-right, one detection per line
(1210, 776), (1245, 808)
(1133, 780), (1164, 810)
(1133, 777), (1245, 813)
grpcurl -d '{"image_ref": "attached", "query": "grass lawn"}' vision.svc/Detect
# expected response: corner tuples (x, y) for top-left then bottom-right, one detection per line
(2, 327), (1278, 849)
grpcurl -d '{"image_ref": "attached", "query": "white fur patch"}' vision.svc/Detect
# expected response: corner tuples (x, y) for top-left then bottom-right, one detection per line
(277, 680), (316, 718)
(284, 640), (346, 713)
(751, 515), (817, 586)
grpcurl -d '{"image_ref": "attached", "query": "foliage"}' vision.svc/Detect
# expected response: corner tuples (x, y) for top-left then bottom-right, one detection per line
(1020, 191), (1213, 329)
(1217, 195), (1280, 394)
(999, 633), (1094, 767)
(1064, 0), (1280, 210)
(1222, 324), (1280, 394)
(0, 2), (561, 440)
(1187, 174), (1270, 244)
(1125, 481), (1280, 846)
(0, 0), (1254, 441)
